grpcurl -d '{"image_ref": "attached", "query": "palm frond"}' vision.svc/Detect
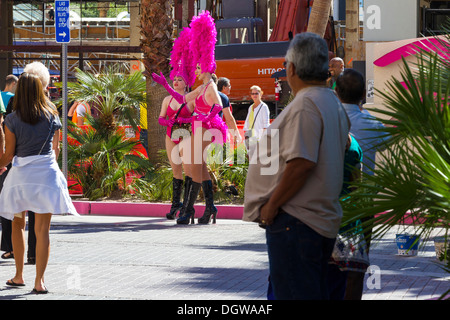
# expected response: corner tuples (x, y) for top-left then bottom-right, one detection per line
(60, 65), (146, 135)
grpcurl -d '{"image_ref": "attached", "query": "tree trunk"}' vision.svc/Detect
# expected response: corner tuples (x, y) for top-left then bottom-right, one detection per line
(146, 80), (167, 163)
(140, 0), (174, 164)
(98, 2), (110, 18)
(182, 0), (190, 28)
(306, 0), (332, 37)
(205, 0), (214, 14)
(257, 0), (269, 42)
(345, 0), (360, 67)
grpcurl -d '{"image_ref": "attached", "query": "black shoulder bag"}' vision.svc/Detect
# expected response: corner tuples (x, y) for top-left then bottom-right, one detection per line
(170, 103), (193, 140)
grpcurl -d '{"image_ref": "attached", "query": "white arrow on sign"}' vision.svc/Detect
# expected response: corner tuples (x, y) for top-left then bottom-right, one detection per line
(59, 32), (67, 38)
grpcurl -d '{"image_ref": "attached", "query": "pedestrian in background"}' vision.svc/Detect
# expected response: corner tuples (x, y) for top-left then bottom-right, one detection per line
(243, 32), (350, 299)
(326, 133), (369, 300)
(328, 57), (344, 90)
(0, 93), (4, 117)
(243, 85), (270, 159)
(0, 72), (78, 294)
(216, 76), (242, 145)
(0, 75), (17, 260)
(68, 100), (91, 126)
(335, 68), (390, 299)
(336, 69), (389, 177)
(1, 75), (18, 109)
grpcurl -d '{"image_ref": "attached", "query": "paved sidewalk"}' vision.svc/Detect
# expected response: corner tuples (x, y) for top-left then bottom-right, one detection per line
(0, 215), (448, 300)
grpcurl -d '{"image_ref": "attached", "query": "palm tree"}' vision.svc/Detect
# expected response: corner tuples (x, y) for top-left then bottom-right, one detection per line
(140, 0), (174, 163)
(306, 0), (332, 37)
(67, 65), (146, 138)
(342, 24), (450, 256)
(63, 65), (149, 200)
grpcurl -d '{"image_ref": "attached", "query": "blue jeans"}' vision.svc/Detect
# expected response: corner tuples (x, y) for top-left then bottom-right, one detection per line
(266, 211), (336, 300)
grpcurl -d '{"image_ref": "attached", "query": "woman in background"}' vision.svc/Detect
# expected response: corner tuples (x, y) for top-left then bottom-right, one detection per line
(243, 85), (270, 159)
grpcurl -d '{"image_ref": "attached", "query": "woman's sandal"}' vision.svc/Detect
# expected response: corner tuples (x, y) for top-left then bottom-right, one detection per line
(1, 252), (14, 259)
(6, 279), (25, 287)
(32, 287), (48, 294)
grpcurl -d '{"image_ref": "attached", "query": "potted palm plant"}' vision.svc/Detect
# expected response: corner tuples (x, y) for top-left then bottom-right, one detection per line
(62, 65), (151, 200)
(67, 65), (146, 137)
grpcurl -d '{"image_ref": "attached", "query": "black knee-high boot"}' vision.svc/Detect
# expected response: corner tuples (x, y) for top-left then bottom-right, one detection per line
(166, 178), (184, 220)
(198, 180), (218, 224)
(177, 181), (201, 225)
(180, 176), (192, 211)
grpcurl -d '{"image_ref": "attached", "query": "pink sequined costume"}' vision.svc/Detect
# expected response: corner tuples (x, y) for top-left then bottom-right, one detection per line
(164, 98), (193, 144)
(192, 82), (227, 144)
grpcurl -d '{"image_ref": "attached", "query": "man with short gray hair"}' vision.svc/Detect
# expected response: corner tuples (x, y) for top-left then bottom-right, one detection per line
(243, 33), (350, 299)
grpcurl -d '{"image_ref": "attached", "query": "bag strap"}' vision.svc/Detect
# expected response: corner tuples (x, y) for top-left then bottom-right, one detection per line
(250, 103), (263, 130)
(174, 103), (185, 119)
(38, 115), (54, 156)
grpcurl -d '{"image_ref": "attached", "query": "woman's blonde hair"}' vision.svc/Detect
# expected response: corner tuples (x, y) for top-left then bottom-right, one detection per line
(250, 85), (263, 95)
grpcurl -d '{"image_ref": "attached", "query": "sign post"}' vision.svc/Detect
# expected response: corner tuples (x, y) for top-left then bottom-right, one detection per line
(55, 0), (70, 179)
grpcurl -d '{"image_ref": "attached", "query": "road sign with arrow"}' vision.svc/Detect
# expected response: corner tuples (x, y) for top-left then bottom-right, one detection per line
(55, 0), (71, 43)
(55, 1), (71, 178)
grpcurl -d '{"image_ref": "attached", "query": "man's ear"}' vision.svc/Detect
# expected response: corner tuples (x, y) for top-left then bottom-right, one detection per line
(288, 62), (296, 78)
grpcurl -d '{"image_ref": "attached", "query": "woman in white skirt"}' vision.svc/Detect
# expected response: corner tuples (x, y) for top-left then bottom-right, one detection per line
(0, 72), (78, 294)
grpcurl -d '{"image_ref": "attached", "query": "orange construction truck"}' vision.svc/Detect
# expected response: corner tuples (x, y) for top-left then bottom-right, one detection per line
(214, 41), (290, 119)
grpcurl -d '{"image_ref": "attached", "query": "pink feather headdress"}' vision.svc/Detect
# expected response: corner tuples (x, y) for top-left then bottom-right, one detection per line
(170, 27), (196, 88)
(189, 10), (217, 74)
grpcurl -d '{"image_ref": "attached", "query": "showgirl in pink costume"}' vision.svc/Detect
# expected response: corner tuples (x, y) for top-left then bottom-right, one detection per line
(153, 11), (227, 225)
(157, 27), (196, 221)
